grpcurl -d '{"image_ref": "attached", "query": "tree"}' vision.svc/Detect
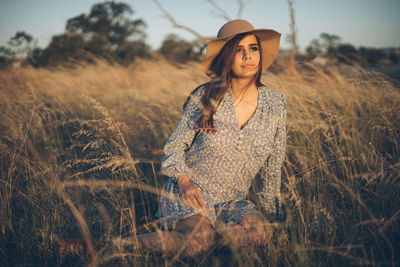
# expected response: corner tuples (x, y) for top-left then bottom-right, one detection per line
(306, 38), (322, 56)
(7, 31), (37, 58)
(66, 1), (146, 49)
(389, 50), (399, 65)
(320, 33), (341, 54)
(0, 45), (15, 59)
(159, 34), (201, 64)
(0, 31), (39, 68)
(115, 40), (151, 65)
(0, 31), (37, 60)
(358, 47), (385, 66)
(0, 46), (14, 68)
(336, 43), (363, 64)
(35, 34), (101, 66)
(38, 1), (149, 66)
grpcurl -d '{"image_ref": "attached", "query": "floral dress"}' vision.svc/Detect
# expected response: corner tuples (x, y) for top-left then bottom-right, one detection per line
(157, 83), (286, 229)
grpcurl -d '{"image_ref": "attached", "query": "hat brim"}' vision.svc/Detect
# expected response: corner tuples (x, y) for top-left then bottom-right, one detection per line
(200, 29), (281, 73)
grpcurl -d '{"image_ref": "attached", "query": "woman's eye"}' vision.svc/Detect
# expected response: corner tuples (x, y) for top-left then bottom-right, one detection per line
(236, 48), (242, 53)
(250, 47), (258, 51)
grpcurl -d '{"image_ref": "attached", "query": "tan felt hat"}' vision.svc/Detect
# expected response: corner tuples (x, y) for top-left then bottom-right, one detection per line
(200, 19), (281, 72)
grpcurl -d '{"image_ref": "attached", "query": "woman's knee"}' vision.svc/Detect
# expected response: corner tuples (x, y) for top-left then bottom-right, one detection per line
(190, 223), (215, 254)
(175, 214), (215, 254)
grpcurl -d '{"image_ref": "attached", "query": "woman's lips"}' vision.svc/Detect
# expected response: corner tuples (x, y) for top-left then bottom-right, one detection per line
(241, 64), (256, 68)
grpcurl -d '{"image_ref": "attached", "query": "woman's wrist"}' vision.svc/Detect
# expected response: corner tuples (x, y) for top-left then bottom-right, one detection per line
(176, 174), (190, 185)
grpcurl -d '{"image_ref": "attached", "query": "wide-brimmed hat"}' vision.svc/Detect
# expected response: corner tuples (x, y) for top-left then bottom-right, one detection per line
(200, 19), (281, 73)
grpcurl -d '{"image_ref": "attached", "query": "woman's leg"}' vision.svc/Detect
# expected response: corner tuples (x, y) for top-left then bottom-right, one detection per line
(217, 213), (274, 247)
(57, 214), (215, 257)
(117, 214), (215, 256)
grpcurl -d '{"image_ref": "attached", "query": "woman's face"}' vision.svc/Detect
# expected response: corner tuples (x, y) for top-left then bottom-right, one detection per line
(231, 34), (260, 79)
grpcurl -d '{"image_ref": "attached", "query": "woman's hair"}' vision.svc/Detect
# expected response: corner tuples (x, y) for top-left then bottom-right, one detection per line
(198, 33), (263, 134)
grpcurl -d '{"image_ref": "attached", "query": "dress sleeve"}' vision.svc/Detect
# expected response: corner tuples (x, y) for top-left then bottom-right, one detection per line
(256, 95), (286, 221)
(160, 86), (204, 180)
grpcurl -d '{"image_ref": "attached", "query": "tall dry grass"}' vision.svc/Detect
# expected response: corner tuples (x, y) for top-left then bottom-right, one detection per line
(0, 58), (399, 266)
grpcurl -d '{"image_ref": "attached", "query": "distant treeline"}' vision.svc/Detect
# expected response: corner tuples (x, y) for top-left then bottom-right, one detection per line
(300, 32), (399, 67)
(0, 1), (398, 69)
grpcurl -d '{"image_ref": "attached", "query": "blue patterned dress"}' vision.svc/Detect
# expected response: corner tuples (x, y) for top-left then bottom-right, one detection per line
(158, 83), (286, 229)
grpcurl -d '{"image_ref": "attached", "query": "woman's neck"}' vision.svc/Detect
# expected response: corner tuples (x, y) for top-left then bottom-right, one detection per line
(231, 77), (257, 100)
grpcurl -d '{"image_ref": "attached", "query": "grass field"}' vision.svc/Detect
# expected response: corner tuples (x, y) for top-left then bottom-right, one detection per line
(0, 57), (399, 266)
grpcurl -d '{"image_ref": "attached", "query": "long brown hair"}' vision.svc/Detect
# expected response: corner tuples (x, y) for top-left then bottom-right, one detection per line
(198, 33), (263, 134)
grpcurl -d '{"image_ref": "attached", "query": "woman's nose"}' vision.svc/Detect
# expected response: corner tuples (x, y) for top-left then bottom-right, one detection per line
(242, 49), (250, 60)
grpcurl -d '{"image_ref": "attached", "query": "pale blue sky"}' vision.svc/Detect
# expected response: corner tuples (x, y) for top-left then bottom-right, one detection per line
(0, 0), (399, 51)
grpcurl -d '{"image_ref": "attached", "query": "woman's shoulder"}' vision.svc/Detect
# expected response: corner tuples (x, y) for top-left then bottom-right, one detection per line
(189, 82), (210, 97)
(182, 83), (209, 110)
(259, 85), (286, 106)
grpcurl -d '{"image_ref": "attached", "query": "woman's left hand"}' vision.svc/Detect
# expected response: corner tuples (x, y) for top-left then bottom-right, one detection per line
(177, 174), (206, 210)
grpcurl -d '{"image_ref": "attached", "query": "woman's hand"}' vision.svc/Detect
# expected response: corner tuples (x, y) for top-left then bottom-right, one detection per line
(177, 174), (206, 210)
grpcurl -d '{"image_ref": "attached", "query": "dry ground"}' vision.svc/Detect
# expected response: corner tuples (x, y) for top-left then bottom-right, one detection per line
(0, 58), (399, 266)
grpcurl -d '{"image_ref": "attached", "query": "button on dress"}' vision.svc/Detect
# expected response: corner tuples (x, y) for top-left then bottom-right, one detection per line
(158, 83), (286, 228)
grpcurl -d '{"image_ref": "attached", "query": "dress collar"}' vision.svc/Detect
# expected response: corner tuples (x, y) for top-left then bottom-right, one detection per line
(226, 85), (265, 131)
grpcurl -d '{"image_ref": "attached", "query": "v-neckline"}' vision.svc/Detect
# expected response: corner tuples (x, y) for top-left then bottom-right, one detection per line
(228, 86), (261, 131)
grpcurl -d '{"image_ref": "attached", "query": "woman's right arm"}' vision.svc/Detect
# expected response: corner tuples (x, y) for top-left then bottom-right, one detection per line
(161, 85), (206, 209)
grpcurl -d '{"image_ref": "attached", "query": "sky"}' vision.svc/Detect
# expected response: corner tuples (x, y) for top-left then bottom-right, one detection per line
(0, 0), (399, 51)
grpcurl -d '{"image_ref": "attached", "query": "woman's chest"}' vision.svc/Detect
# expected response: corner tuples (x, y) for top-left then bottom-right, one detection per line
(234, 99), (258, 130)
(203, 107), (278, 159)
(196, 87), (280, 157)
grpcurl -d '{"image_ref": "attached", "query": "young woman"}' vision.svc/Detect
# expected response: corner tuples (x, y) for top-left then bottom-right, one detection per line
(57, 19), (285, 258)
(117, 19), (286, 256)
